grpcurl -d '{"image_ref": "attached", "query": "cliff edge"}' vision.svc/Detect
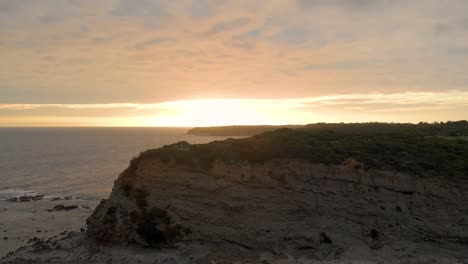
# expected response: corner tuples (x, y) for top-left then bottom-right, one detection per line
(2, 123), (468, 263)
(85, 124), (468, 263)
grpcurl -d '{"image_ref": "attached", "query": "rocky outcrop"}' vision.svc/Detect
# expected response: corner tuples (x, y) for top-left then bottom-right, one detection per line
(6, 194), (45, 202)
(86, 147), (468, 262)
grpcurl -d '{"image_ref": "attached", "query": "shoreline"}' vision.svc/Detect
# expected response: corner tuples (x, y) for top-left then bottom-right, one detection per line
(0, 192), (99, 258)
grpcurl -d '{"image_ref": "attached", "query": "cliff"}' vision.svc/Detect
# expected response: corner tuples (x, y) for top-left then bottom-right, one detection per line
(2, 123), (468, 263)
(85, 125), (468, 263)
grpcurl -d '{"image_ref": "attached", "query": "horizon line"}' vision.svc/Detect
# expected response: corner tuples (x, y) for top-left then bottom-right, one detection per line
(1, 120), (466, 128)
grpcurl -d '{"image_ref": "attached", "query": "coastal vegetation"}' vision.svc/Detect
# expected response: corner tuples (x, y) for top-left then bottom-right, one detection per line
(137, 121), (468, 177)
(187, 125), (303, 136)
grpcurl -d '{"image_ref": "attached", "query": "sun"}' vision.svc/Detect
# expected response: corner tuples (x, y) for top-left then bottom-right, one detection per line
(144, 99), (308, 127)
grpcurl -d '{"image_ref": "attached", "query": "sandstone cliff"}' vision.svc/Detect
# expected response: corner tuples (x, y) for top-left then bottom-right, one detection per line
(3, 123), (468, 263)
(86, 140), (468, 263)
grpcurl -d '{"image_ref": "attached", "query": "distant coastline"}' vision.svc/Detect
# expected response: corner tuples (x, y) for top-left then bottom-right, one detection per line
(187, 125), (304, 136)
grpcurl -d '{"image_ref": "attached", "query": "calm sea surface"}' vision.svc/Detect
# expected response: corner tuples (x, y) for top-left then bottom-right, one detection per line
(0, 127), (232, 200)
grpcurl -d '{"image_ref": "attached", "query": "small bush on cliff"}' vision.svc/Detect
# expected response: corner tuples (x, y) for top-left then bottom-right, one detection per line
(128, 156), (139, 172)
(137, 214), (166, 246)
(103, 206), (117, 225)
(133, 188), (149, 210)
(135, 206), (182, 247)
(122, 183), (132, 197)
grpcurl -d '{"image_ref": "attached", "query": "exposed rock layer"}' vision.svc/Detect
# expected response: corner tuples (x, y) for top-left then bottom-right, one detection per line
(86, 154), (468, 262)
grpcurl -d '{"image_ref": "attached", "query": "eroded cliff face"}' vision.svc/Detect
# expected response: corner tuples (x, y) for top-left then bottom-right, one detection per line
(86, 155), (468, 261)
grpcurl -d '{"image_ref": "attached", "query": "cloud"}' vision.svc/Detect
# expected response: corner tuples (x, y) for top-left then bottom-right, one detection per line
(176, 49), (195, 56)
(2, 91), (467, 126)
(236, 28), (261, 40)
(38, 13), (58, 24)
(227, 28), (262, 50)
(273, 26), (315, 45)
(132, 37), (175, 49)
(445, 47), (468, 56)
(0, 103), (161, 110)
(294, 91), (468, 113)
(1, 0), (468, 116)
(189, 0), (214, 18)
(198, 17), (250, 37)
(304, 60), (375, 70)
(1, 91), (466, 111)
(433, 23), (452, 35)
(296, 0), (395, 10)
(110, 0), (166, 18)
(0, 1), (26, 14)
(80, 24), (89, 33)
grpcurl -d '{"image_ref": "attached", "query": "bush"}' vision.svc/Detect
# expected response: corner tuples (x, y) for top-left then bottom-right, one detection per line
(135, 206), (182, 247)
(128, 156), (139, 172)
(122, 183), (132, 197)
(135, 122), (468, 178)
(133, 188), (149, 210)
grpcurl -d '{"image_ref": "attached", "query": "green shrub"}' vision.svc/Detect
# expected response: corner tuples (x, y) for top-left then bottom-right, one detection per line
(136, 214), (166, 246)
(128, 156), (139, 171)
(122, 183), (132, 197)
(136, 121), (468, 178)
(135, 206), (182, 247)
(134, 188), (148, 210)
(103, 206), (117, 225)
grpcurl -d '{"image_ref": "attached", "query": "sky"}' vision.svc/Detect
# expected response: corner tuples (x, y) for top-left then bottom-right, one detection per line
(0, 0), (467, 126)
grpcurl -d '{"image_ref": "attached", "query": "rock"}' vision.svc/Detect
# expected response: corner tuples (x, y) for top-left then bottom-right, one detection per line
(86, 151), (468, 260)
(47, 205), (78, 212)
(19, 196), (31, 202)
(32, 194), (45, 201)
(9, 194), (46, 202)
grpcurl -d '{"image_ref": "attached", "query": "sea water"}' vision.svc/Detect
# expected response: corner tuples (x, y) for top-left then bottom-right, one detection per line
(0, 127), (231, 199)
(0, 127), (232, 256)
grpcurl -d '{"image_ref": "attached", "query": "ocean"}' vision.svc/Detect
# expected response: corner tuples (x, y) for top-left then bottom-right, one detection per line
(0, 127), (233, 256)
(0, 127), (231, 199)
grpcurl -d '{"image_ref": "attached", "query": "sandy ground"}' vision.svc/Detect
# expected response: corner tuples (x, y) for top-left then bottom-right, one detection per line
(0, 196), (99, 258)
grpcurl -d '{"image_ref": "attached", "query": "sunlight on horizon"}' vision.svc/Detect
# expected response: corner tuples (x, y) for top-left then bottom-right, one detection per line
(1, 91), (467, 127)
(2, 1), (468, 127)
